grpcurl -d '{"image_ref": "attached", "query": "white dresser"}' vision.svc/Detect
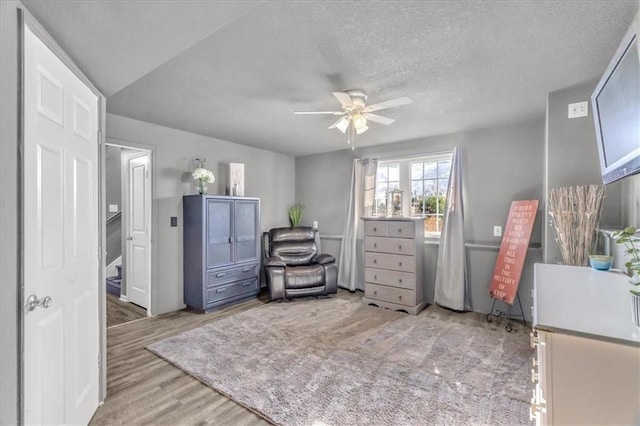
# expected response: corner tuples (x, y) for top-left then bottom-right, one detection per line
(531, 264), (640, 425)
(361, 217), (425, 315)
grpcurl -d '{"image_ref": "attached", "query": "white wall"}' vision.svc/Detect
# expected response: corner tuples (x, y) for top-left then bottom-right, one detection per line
(106, 114), (296, 314)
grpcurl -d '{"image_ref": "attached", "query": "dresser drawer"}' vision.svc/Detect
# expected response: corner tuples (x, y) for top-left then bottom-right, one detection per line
(207, 263), (258, 287)
(206, 278), (258, 304)
(386, 221), (414, 238)
(364, 220), (388, 237)
(365, 252), (415, 273)
(365, 267), (415, 290)
(365, 236), (415, 255)
(365, 283), (416, 307)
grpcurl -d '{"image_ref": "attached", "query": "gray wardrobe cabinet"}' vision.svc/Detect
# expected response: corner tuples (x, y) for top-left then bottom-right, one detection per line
(183, 195), (260, 312)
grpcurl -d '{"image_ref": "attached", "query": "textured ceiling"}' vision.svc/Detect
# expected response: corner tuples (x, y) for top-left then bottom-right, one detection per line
(22, 0), (639, 156)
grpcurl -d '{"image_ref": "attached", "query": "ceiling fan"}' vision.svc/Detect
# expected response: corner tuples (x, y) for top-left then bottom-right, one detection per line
(294, 90), (413, 149)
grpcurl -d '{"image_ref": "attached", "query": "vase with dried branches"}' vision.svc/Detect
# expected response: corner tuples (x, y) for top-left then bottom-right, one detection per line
(548, 184), (606, 266)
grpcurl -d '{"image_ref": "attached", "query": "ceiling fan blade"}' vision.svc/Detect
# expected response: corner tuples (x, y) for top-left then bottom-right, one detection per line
(365, 96), (413, 112)
(332, 92), (353, 108)
(356, 125), (368, 135)
(364, 113), (395, 126)
(329, 116), (349, 133)
(294, 111), (344, 115)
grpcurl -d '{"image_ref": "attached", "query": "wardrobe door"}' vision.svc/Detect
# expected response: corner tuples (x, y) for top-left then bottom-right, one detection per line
(234, 199), (259, 264)
(206, 198), (233, 268)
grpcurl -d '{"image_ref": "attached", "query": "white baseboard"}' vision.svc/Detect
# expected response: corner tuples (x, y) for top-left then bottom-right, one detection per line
(106, 256), (122, 277)
(119, 295), (129, 303)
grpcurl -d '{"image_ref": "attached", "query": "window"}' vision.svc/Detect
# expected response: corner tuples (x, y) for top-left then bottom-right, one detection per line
(375, 153), (452, 235)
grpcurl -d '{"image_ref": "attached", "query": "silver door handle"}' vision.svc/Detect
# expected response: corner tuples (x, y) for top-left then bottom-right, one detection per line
(126, 236), (133, 241)
(25, 294), (52, 312)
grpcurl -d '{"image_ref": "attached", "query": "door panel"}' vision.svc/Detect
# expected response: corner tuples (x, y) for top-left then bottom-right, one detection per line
(127, 154), (150, 309)
(24, 25), (100, 425)
(207, 199), (233, 268)
(234, 200), (258, 263)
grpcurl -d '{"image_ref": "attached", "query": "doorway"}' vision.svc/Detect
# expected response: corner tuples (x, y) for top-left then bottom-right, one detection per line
(105, 143), (153, 327)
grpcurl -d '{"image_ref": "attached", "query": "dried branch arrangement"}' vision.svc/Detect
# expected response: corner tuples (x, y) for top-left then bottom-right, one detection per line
(548, 184), (606, 266)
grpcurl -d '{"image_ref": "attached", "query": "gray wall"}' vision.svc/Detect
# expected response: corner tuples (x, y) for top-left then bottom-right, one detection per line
(544, 79), (623, 263)
(106, 113), (296, 314)
(1, 1), (22, 424)
(105, 145), (122, 265)
(296, 118), (546, 321)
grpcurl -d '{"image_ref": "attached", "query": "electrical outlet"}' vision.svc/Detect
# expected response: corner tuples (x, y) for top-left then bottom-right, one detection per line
(493, 226), (502, 237)
(568, 101), (588, 119)
(313, 220), (318, 229)
(108, 204), (118, 213)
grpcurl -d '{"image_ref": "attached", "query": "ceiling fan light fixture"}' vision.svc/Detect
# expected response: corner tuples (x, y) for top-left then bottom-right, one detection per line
(352, 112), (367, 129)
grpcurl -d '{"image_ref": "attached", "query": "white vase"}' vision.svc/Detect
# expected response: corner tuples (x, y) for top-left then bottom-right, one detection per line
(631, 293), (640, 327)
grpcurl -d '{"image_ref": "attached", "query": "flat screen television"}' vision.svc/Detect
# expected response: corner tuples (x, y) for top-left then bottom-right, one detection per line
(591, 12), (640, 184)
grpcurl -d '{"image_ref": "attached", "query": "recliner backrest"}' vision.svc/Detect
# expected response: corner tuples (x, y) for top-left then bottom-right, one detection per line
(268, 227), (317, 266)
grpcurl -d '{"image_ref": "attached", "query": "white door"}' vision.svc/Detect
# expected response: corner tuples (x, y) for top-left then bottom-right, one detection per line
(126, 153), (151, 309)
(23, 25), (100, 425)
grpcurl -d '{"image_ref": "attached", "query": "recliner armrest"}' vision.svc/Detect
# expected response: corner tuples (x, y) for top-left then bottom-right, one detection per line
(313, 253), (335, 265)
(264, 256), (287, 267)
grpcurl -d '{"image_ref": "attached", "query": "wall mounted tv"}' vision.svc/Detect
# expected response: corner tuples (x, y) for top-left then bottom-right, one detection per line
(591, 12), (640, 184)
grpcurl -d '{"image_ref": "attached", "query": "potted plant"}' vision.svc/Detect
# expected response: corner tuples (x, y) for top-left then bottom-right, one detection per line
(288, 203), (305, 228)
(613, 226), (640, 326)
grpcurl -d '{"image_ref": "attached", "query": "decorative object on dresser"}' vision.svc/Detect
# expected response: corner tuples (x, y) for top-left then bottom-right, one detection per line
(262, 227), (337, 301)
(362, 217), (425, 314)
(547, 184), (605, 266)
(182, 195), (260, 312)
(229, 162), (244, 196)
(531, 264), (640, 424)
(192, 158), (215, 195)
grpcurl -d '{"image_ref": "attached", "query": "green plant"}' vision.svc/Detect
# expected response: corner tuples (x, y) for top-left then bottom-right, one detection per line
(613, 226), (640, 295)
(288, 204), (305, 227)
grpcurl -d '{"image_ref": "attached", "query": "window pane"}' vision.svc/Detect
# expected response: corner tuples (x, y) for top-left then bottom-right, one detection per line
(375, 187), (387, 200)
(424, 162), (438, 179)
(411, 180), (423, 197)
(411, 162), (423, 180)
(438, 160), (451, 178)
(389, 181), (400, 191)
(424, 179), (436, 196)
(388, 164), (399, 182)
(377, 167), (388, 182)
(438, 179), (448, 197)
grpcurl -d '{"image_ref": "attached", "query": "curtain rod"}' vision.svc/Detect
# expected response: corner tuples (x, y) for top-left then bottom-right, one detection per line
(376, 149), (453, 162)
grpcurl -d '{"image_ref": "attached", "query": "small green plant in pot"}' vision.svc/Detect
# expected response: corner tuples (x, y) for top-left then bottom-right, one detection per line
(613, 226), (640, 294)
(288, 204), (305, 228)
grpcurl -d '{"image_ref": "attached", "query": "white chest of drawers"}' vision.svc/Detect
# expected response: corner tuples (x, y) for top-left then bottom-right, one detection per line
(362, 217), (425, 315)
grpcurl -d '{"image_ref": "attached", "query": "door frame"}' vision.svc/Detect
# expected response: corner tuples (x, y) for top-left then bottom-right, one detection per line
(106, 138), (157, 317)
(18, 7), (108, 415)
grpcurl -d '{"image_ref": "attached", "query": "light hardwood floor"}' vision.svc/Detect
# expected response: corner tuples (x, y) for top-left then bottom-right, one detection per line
(106, 293), (147, 328)
(91, 289), (362, 425)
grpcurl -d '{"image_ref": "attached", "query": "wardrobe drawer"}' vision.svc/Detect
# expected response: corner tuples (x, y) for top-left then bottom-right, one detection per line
(365, 283), (416, 307)
(365, 252), (415, 273)
(365, 267), (415, 290)
(387, 221), (414, 238)
(364, 220), (388, 237)
(206, 278), (258, 304)
(365, 237), (415, 255)
(207, 263), (258, 286)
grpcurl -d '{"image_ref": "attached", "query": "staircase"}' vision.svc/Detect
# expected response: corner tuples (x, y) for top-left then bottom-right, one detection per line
(106, 265), (122, 296)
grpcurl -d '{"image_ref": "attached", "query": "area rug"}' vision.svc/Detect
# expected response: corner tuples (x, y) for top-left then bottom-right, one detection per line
(147, 298), (533, 425)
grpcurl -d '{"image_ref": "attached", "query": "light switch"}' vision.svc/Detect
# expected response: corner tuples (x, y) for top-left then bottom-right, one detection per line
(109, 204), (118, 213)
(170, 217), (178, 227)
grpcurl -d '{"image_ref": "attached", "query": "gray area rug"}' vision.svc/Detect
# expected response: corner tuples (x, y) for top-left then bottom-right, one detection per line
(148, 298), (533, 425)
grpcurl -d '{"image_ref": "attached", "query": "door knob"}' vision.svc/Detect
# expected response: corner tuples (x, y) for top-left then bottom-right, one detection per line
(126, 236), (133, 241)
(25, 294), (52, 312)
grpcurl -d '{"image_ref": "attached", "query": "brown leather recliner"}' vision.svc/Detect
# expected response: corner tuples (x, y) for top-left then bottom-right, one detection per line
(262, 227), (338, 301)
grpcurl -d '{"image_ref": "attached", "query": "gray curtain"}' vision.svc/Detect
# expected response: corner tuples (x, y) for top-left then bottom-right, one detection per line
(338, 158), (377, 291)
(434, 145), (469, 310)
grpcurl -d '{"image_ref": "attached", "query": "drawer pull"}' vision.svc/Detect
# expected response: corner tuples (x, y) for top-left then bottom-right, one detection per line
(242, 282), (251, 287)
(397, 228), (402, 233)
(398, 245), (402, 250)
(373, 259), (377, 264)
(374, 275), (378, 280)
(216, 287), (227, 293)
(373, 290), (377, 295)
(374, 243), (378, 248)
(398, 262), (402, 267)
(242, 267), (252, 272)
(373, 227), (377, 232)
(216, 272), (227, 278)
(398, 295), (402, 300)
(398, 278), (403, 284)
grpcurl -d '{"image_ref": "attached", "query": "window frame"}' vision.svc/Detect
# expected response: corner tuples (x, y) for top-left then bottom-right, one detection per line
(376, 152), (453, 237)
